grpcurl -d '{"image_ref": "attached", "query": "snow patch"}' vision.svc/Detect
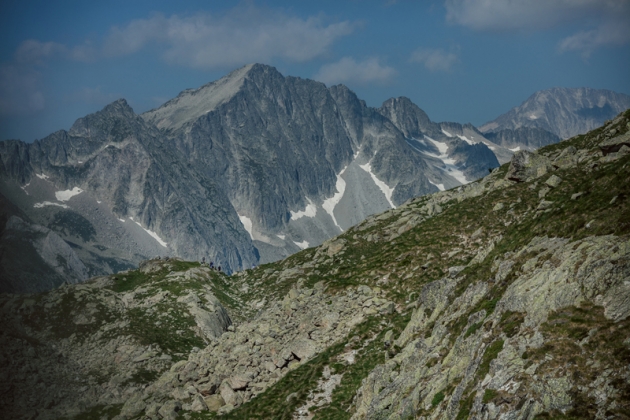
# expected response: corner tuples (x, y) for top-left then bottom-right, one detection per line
(238, 213), (273, 244)
(238, 215), (254, 240)
(118, 218), (126, 223)
(322, 166), (349, 231)
(426, 136), (449, 155)
(290, 198), (317, 220)
(36, 173), (49, 180)
(55, 187), (83, 202)
(97, 200), (101, 204)
(423, 136), (469, 185)
(131, 219), (168, 247)
(509, 146), (522, 152)
(528, 114), (538, 120)
(442, 129), (454, 137)
(34, 201), (69, 209)
(293, 240), (309, 250)
(429, 180), (445, 191)
(359, 162), (396, 208)
(457, 134), (476, 145)
(277, 234), (286, 240)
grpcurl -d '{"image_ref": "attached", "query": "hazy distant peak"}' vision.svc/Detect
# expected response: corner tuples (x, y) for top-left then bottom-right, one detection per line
(480, 87), (630, 139)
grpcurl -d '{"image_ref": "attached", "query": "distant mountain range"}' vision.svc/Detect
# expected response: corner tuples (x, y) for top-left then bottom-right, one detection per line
(479, 87), (630, 139)
(1, 64), (628, 292)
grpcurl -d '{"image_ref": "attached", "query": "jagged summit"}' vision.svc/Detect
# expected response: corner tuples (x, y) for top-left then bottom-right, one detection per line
(378, 97), (439, 139)
(68, 97), (140, 139)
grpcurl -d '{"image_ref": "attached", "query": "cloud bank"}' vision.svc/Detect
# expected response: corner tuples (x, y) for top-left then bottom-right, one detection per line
(0, 5), (356, 117)
(445, 0), (630, 57)
(410, 47), (459, 72)
(314, 57), (397, 85)
(102, 7), (355, 69)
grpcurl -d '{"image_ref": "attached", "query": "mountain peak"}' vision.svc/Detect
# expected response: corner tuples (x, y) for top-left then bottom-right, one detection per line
(142, 63), (286, 130)
(68, 98), (137, 138)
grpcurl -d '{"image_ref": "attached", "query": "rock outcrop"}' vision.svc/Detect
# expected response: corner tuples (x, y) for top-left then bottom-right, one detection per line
(505, 150), (554, 182)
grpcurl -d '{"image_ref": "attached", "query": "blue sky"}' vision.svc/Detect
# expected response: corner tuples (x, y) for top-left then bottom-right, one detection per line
(1, 0), (629, 142)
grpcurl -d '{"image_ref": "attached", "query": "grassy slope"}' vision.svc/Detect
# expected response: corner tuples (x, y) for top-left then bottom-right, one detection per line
(217, 110), (630, 419)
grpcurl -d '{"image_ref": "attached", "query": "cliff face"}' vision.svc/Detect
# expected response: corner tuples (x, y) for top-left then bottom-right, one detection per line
(142, 64), (500, 262)
(2, 110), (629, 419)
(0, 99), (258, 287)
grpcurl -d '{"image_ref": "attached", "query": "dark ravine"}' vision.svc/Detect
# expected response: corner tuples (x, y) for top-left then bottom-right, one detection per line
(1, 110), (629, 419)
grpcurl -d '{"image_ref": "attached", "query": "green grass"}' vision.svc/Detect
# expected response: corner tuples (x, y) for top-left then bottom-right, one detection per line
(464, 322), (483, 338)
(482, 389), (498, 404)
(121, 304), (205, 357)
(523, 303), (630, 418)
(71, 403), (123, 420)
(477, 339), (504, 380)
(431, 390), (445, 407)
(455, 389), (475, 420)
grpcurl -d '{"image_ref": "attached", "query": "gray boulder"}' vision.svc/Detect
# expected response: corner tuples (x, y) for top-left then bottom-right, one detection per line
(506, 150), (554, 182)
(599, 132), (630, 155)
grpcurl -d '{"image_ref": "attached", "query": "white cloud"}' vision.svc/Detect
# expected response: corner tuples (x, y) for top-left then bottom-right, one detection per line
(410, 47), (459, 72)
(314, 57), (397, 85)
(101, 7), (355, 69)
(15, 40), (66, 64)
(0, 5), (356, 117)
(558, 17), (630, 58)
(444, 0), (630, 56)
(0, 64), (45, 115)
(445, 0), (624, 31)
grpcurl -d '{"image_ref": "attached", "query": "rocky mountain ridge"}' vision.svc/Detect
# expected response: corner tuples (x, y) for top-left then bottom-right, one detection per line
(2, 64), (506, 291)
(2, 109), (629, 419)
(3, 66), (627, 294)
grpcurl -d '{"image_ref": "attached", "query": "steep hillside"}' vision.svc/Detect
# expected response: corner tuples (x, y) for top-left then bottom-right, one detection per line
(2, 110), (629, 419)
(480, 87), (630, 139)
